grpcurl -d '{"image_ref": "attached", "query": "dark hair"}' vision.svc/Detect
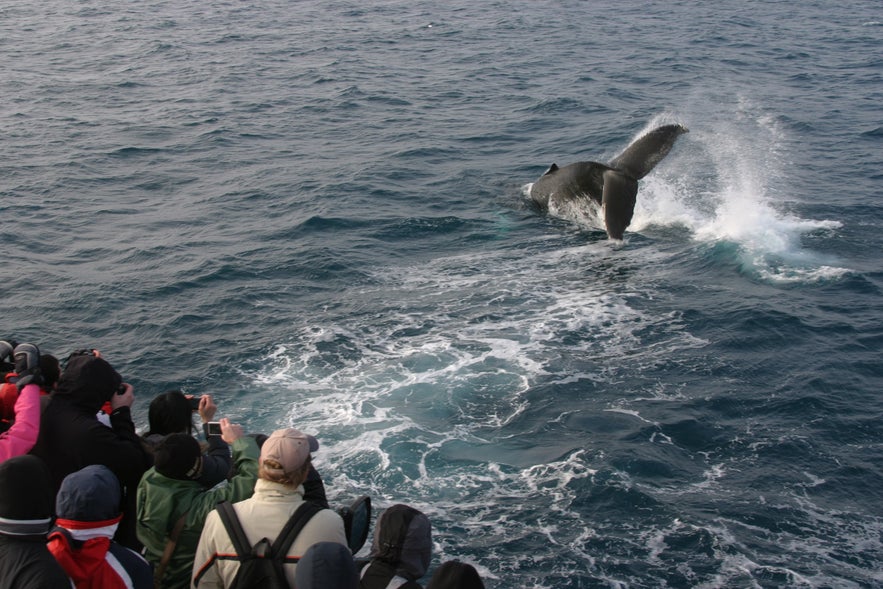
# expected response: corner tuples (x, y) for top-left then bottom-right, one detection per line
(146, 390), (195, 437)
(38, 355), (61, 389)
(154, 433), (202, 480)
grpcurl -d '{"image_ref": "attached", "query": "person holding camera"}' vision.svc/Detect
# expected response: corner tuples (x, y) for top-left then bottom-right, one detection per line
(136, 418), (258, 589)
(141, 390), (233, 488)
(29, 349), (152, 551)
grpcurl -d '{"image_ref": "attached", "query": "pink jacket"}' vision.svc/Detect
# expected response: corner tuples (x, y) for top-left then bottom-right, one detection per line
(0, 384), (41, 461)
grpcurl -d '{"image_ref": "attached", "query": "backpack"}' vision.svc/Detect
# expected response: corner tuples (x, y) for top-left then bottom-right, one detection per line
(215, 500), (323, 589)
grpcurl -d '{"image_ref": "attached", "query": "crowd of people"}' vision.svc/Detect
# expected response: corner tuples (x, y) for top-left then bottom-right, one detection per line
(0, 342), (486, 589)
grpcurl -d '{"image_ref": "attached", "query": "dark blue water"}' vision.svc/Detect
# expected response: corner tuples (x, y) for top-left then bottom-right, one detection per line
(3, 1), (882, 586)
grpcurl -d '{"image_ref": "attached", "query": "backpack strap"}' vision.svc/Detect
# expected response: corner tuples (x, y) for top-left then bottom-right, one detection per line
(154, 511), (189, 589)
(216, 501), (254, 559)
(271, 501), (323, 560)
(216, 500), (323, 563)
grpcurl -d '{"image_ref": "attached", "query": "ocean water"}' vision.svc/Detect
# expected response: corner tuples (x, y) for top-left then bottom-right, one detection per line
(2, 0), (882, 587)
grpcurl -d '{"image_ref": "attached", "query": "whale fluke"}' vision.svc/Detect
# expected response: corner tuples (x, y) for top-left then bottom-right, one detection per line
(608, 124), (688, 180)
(529, 124), (688, 239)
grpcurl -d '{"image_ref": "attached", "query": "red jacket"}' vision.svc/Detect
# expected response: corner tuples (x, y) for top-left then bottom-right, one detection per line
(48, 517), (152, 589)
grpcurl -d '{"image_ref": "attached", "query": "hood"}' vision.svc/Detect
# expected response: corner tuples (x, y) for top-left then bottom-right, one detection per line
(55, 355), (122, 412)
(294, 541), (358, 589)
(370, 504), (432, 580)
(56, 465), (122, 527)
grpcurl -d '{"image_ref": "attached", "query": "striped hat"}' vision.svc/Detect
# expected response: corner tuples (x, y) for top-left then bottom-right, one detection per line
(0, 455), (54, 538)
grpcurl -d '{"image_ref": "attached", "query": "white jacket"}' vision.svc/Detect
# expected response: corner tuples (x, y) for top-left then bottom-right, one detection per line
(191, 478), (347, 588)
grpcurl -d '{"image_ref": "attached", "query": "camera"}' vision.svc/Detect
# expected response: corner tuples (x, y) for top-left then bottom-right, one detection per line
(205, 422), (222, 437)
(188, 396), (201, 411)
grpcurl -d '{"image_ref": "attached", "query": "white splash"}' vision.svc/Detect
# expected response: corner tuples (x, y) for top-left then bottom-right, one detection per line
(631, 106), (849, 283)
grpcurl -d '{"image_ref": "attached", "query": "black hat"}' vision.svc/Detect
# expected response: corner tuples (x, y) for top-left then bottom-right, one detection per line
(0, 455), (54, 537)
(154, 434), (202, 480)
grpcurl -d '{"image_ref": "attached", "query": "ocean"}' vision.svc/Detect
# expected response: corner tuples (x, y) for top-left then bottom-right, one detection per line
(2, 0), (882, 587)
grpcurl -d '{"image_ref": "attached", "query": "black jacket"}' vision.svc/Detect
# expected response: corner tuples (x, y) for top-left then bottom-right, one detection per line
(29, 355), (152, 550)
(0, 455), (72, 588)
(0, 535), (72, 589)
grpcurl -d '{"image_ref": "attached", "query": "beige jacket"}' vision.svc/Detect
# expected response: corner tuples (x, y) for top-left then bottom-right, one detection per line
(191, 478), (347, 588)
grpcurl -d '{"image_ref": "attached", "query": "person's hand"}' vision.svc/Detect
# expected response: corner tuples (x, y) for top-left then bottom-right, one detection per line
(220, 417), (242, 444)
(110, 382), (135, 410)
(198, 394), (217, 423)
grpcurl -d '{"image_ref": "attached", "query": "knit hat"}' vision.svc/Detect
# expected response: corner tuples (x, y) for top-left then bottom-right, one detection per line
(260, 428), (318, 477)
(0, 455), (54, 537)
(154, 433), (202, 480)
(56, 465), (122, 524)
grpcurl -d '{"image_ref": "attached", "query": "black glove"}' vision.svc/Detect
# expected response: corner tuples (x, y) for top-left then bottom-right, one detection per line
(13, 343), (43, 389)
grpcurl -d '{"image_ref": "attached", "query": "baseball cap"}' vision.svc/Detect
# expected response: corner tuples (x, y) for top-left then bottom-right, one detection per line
(260, 428), (319, 476)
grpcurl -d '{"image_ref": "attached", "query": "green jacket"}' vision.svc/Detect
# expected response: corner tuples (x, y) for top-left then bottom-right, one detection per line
(136, 436), (259, 589)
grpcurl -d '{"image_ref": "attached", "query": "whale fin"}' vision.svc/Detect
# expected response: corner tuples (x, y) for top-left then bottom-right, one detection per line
(608, 124), (688, 180)
(602, 169), (638, 240)
(542, 163), (559, 176)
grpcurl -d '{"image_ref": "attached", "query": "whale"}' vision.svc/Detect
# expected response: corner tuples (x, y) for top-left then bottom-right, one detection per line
(529, 124), (688, 239)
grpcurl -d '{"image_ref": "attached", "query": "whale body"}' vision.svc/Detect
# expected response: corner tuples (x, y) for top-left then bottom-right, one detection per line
(529, 124), (688, 239)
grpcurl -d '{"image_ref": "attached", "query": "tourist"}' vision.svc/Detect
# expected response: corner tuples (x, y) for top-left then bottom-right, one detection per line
(359, 504), (432, 589)
(0, 343), (44, 460)
(48, 464), (152, 588)
(192, 428), (347, 587)
(425, 561), (485, 589)
(296, 541), (360, 589)
(0, 454), (71, 588)
(137, 419), (258, 589)
(141, 390), (232, 488)
(29, 349), (153, 550)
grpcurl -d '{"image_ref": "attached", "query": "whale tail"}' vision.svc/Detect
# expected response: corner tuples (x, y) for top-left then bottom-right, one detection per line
(608, 124), (688, 180)
(596, 124), (687, 239)
(602, 170), (638, 240)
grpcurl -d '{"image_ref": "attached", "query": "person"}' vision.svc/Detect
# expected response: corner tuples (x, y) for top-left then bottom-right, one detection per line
(296, 541), (359, 589)
(47, 464), (153, 589)
(0, 347), (59, 427)
(425, 561), (485, 589)
(192, 427), (348, 588)
(141, 390), (232, 488)
(0, 344), (44, 461)
(0, 454), (72, 588)
(137, 419), (258, 589)
(0, 380), (41, 461)
(29, 349), (153, 550)
(359, 504), (432, 589)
